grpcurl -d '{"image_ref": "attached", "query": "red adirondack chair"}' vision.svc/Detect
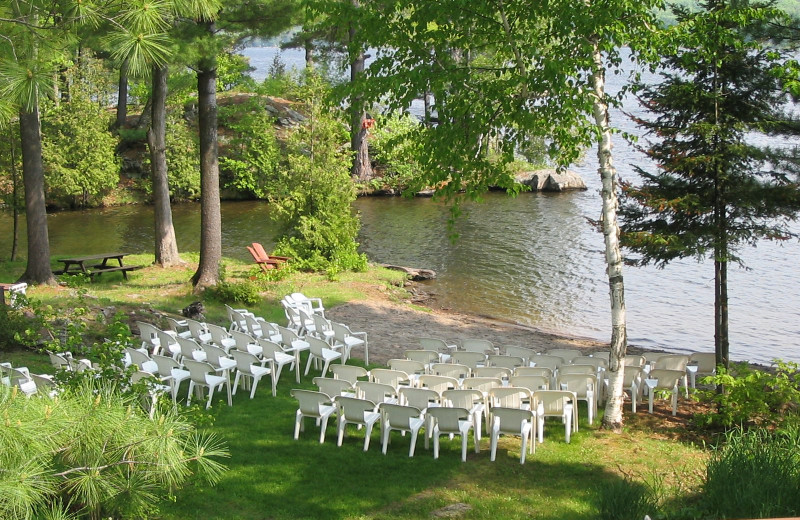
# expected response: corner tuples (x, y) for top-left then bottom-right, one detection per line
(247, 243), (290, 272)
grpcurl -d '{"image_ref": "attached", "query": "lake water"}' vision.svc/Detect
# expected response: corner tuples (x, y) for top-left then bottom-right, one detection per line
(1, 46), (797, 365)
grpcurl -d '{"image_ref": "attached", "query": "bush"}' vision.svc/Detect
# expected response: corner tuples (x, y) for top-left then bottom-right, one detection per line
(597, 475), (662, 520)
(0, 304), (37, 351)
(368, 112), (423, 191)
(704, 426), (800, 518)
(208, 280), (262, 306)
(694, 361), (800, 429)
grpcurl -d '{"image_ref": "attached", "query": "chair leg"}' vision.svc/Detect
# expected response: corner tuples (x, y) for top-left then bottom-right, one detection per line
(337, 417), (346, 447)
(363, 422), (374, 451)
(304, 354), (313, 376)
(186, 382), (194, 406)
(565, 413), (572, 444)
(319, 415), (330, 443)
(232, 372), (241, 395)
(294, 411), (302, 439)
(249, 375), (259, 399)
(382, 427), (390, 455)
(432, 433), (439, 459)
(490, 420), (499, 461)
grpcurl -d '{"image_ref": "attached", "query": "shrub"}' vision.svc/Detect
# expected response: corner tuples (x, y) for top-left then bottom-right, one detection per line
(694, 361), (800, 429)
(597, 475), (662, 520)
(368, 112), (423, 191)
(704, 426), (800, 518)
(0, 304), (37, 351)
(208, 279), (262, 306)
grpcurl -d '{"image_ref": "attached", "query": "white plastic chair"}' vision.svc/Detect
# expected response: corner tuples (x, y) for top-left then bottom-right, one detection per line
(379, 403), (425, 457)
(231, 329), (262, 356)
(426, 407), (478, 462)
(311, 313), (336, 344)
(232, 350), (275, 398)
(510, 374), (550, 392)
(487, 355), (524, 370)
(371, 368), (412, 389)
(504, 345), (536, 366)
(418, 374), (459, 394)
(473, 366), (513, 381)
(651, 355), (690, 397)
(152, 354), (190, 401)
(288, 292), (325, 317)
(514, 366), (553, 380)
(206, 323), (236, 353)
(331, 321), (368, 364)
(622, 365), (643, 412)
(646, 369), (684, 416)
(388, 359), (426, 381)
(404, 349), (440, 368)
(183, 359), (230, 409)
(47, 351), (73, 372)
(224, 304), (252, 332)
(547, 348), (582, 363)
(291, 389), (336, 443)
(155, 329), (181, 359)
(490, 407), (536, 464)
(313, 376), (356, 399)
(177, 336), (208, 363)
(450, 351), (486, 370)
(166, 317), (192, 339)
(460, 338), (495, 355)
(419, 337), (457, 353)
(687, 352), (717, 389)
(185, 319), (212, 345)
(431, 363), (470, 380)
(336, 396), (380, 451)
(556, 373), (597, 426)
(304, 335), (342, 378)
(136, 321), (162, 355)
(442, 389), (485, 441)
(532, 390), (576, 443)
(277, 325), (310, 383)
(355, 381), (398, 406)
(330, 364), (369, 386)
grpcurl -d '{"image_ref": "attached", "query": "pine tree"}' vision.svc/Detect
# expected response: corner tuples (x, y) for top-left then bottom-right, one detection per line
(620, 0), (800, 369)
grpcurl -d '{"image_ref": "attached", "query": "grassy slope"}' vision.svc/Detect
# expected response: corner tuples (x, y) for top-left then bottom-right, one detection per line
(0, 255), (705, 520)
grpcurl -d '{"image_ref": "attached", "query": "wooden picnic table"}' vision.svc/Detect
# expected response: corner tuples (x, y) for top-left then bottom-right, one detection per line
(57, 253), (142, 280)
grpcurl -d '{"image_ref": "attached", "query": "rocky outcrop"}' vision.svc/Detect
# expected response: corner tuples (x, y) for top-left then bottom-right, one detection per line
(515, 168), (587, 192)
(379, 264), (436, 280)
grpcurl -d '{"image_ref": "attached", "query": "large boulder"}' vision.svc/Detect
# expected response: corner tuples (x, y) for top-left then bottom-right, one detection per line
(515, 168), (586, 192)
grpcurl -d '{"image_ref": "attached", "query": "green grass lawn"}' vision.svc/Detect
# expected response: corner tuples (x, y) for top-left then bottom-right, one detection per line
(1, 256), (706, 520)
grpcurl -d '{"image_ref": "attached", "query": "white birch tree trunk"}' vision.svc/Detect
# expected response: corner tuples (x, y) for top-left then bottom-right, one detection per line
(590, 43), (628, 432)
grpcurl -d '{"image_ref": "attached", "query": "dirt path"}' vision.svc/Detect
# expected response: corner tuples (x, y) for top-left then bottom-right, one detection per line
(325, 285), (610, 366)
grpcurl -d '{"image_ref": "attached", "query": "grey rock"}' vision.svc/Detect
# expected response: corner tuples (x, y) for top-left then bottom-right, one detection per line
(515, 168), (586, 192)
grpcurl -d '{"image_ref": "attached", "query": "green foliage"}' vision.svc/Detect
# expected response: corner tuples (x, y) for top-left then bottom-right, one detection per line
(142, 109), (201, 200)
(0, 302), (37, 351)
(703, 426), (800, 518)
(117, 127), (148, 143)
(217, 51), (257, 92)
(270, 73), (368, 273)
(219, 98), (282, 198)
(694, 361), (800, 429)
(367, 111), (423, 192)
(41, 89), (121, 208)
(208, 279), (262, 306)
(0, 380), (228, 520)
(597, 475), (663, 520)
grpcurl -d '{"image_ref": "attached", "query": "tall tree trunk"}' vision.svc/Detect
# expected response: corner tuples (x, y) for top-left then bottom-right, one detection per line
(304, 36), (315, 68)
(18, 105), (56, 285)
(590, 44), (627, 433)
(147, 65), (181, 267)
(191, 55), (222, 291)
(137, 96), (152, 130)
(10, 130), (19, 261)
(349, 0), (373, 182)
(115, 58), (129, 129)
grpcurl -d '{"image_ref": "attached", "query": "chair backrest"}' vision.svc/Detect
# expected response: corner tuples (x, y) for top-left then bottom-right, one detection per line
(182, 359), (214, 384)
(312, 314), (332, 335)
(532, 390), (575, 417)
(313, 376), (354, 398)
(258, 338), (286, 358)
(206, 323), (232, 347)
(419, 337), (450, 352)
(556, 374), (596, 397)
(399, 387), (440, 410)
(652, 354), (689, 372)
(388, 359), (426, 375)
(126, 347), (152, 368)
(329, 364), (369, 385)
(277, 325), (302, 347)
(450, 351), (486, 369)
(558, 365), (595, 377)
(177, 336), (203, 359)
(306, 335), (331, 356)
(245, 314), (265, 336)
(461, 377), (502, 394)
(166, 317), (188, 336)
(331, 321), (362, 344)
(531, 354), (565, 370)
(231, 349), (264, 375)
(417, 374), (459, 394)
(509, 375), (550, 391)
(571, 356), (607, 370)
(648, 369), (685, 390)
(442, 389), (483, 409)
(152, 354), (180, 374)
(427, 406), (470, 432)
(32, 374), (56, 392)
(503, 345), (535, 365)
(689, 352), (717, 374)
(186, 319), (208, 342)
(355, 381), (397, 403)
(514, 366), (553, 379)
(592, 351), (611, 363)
(156, 329), (178, 354)
(202, 344), (229, 367)
(624, 354), (647, 367)
(404, 349), (439, 364)
(547, 348), (582, 362)
(460, 338), (494, 354)
(231, 330), (257, 352)
(622, 366), (643, 386)
(379, 403), (422, 429)
(371, 368), (409, 388)
(487, 355), (524, 369)
(291, 389), (332, 416)
(251, 242), (271, 262)
(337, 396), (377, 422)
(488, 386), (532, 408)
(492, 407), (535, 434)
(431, 363), (470, 379)
(48, 351), (72, 371)
(473, 366), (513, 380)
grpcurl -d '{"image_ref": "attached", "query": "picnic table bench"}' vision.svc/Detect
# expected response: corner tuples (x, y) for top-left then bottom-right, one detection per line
(55, 253), (143, 281)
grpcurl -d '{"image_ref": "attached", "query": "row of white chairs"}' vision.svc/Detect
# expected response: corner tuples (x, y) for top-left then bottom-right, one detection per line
(0, 362), (56, 397)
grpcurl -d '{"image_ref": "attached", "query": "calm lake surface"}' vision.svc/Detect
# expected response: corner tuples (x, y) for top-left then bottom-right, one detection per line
(1, 46), (797, 365)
